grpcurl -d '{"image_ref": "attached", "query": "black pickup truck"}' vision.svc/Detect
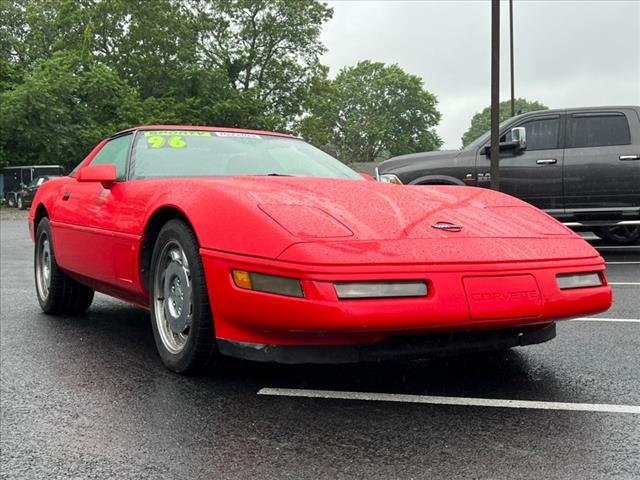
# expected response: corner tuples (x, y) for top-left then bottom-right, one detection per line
(376, 106), (640, 244)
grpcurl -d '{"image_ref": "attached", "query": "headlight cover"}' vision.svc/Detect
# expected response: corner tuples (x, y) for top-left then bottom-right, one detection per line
(556, 272), (603, 290)
(378, 173), (403, 185)
(232, 270), (304, 298)
(334, 281), (427, 299)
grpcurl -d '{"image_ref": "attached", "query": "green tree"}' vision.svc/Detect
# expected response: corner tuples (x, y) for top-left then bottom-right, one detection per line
(461, 98), (548, 147)
(300, 60), (442, 163)
(1, 0), (333, 120)
(0, 51), (143, 170)
(195, 0), (333, 126)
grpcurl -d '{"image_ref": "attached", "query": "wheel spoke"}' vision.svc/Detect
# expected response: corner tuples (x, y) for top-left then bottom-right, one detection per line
(36, 232), (51, 300)
(153, 240), (194, 354)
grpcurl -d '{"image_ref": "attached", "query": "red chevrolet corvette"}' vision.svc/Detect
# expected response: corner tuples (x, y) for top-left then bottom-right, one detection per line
(29, 126), (612, 372)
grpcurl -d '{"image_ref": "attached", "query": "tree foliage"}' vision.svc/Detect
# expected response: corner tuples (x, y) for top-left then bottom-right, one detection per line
(0, 52), (142, 168)
(0, 0), (333, 169)
(1, 1), (446, 171)
(300, 61), (442, 163)
(461, 98), (548, 147)
(195, 0), (332, 123)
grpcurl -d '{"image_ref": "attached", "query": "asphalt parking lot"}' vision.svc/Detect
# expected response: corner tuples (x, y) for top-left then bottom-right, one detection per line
(1, 214), (639, 479)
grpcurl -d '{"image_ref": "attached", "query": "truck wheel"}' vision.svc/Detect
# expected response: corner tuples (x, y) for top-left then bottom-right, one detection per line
(7, 195), (15, 208)
(149, 219), (218, 374)
(17, 195), (24, 210)
(594, 226), (640, 245)
(34, 217), (95, 314)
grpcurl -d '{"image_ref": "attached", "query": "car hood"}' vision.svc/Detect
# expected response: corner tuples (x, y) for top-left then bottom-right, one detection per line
(159, 177), (597, 265)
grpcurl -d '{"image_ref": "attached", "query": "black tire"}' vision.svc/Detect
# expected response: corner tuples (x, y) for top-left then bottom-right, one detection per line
(7, 195), (15, 208)
(34, 217), (95, 314)
(594, 226), (640, 245)
(17, 195), (24, 210)
(149, 219), (217, 373)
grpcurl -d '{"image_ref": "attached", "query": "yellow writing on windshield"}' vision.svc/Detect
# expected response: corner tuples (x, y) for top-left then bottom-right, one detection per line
(143, 131), (212, 137)
(146, 135), (188, 149)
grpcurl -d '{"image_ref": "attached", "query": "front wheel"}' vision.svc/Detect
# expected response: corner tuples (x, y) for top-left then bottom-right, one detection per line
(34, 218), (94, 314)
(17, 195), (24, 210)
(149, 219), (217, 373)
(594, 226), (640, 245)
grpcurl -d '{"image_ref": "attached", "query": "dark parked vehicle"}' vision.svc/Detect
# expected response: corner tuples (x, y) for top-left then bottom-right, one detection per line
(17, 176), (60, 210)
(377, 106), (640, 244)
(1, 165), (65, 207)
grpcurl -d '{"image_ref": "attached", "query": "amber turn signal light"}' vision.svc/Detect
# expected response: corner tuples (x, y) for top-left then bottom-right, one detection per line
(232, 270), (253, 290)
(232, 270), (304, 298)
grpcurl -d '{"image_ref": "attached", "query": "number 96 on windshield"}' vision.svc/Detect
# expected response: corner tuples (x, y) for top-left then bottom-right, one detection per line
(143, 130), (212, 149)
(145, 135), (186, 149)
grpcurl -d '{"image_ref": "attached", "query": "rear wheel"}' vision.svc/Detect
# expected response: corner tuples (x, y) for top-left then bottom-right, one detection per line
(149, 219), (217, 373)
(594, 226), (640, 245)
(34, 218), (94, 314)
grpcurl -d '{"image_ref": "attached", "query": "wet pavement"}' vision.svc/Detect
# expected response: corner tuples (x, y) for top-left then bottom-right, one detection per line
(1, 217), (639, 479)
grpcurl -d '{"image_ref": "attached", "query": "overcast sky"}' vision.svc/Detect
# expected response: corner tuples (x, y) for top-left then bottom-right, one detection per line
(320, 0), (640, 149)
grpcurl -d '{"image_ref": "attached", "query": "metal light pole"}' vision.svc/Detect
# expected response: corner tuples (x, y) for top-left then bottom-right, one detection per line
(490, 0), (500, 191)
(509, 0), (515, 117)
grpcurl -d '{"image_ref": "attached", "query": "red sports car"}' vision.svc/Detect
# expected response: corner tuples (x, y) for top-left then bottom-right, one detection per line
(29, 126), (612, 373)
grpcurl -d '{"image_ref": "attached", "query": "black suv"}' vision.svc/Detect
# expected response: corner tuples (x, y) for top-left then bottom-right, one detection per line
(377, 106), (640, 244)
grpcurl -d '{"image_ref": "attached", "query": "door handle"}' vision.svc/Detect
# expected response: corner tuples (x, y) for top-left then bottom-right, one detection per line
(62, 191), (71, 201)
(619, 154), (640, 161)
(536, 159), (557, 165)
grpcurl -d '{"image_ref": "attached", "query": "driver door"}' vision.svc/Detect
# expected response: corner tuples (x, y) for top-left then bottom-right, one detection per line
(52, 134), (133, 284)
(476, 114), (564, 212)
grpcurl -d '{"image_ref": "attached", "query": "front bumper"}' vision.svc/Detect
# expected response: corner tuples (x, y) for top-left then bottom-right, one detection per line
(200, 248), (612, 348)
(218, 323), (557, 364)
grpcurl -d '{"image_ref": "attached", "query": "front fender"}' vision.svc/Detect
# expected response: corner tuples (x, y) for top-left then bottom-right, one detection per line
(137, 180), (297, 260)
(29, 177), (68, 240)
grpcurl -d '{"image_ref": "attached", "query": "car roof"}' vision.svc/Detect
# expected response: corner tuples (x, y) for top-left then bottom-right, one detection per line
(111, 125), (296, 140)
(519, 105), (640, 116)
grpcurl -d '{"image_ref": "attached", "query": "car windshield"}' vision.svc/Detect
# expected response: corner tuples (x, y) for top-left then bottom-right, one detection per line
(130, 130), (362, 180)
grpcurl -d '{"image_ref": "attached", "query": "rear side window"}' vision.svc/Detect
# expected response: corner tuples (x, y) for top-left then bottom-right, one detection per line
(502, 117), (560, 151)
(88, 134), (132, 180)
(566, 113), (631, 148)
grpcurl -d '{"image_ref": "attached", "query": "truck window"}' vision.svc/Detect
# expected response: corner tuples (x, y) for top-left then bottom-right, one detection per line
(566, 113), (631, 148)
(502, 117), (560, 151)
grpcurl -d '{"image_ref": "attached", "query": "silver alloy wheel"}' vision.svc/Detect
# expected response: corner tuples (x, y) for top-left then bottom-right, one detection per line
(17, 196), (22, 209)
(153, 240), (193, 354)
(35, 231), (51, 301)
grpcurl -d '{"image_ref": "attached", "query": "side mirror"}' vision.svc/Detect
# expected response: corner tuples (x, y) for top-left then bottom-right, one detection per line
(483, 126), (527, 156)
(359, 172), (375, 181)
(510, 126), (527, 151)
(77, 164), (117, 188)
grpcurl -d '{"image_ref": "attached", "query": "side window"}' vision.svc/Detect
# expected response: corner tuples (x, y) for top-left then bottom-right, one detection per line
(88, 134), (132, 180)
(502, 117), (560, 151)
(566, 113), (631, 148)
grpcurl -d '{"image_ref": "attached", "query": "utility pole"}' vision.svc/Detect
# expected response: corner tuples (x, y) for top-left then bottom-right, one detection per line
(490, 0), (500, 191)
(509, 0), (515, 117)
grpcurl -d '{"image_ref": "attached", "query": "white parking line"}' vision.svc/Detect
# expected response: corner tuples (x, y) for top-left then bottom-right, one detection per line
(573, 317), (640, 323)
(609, 282), (640, 286)
(258, 388), (640, 414)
